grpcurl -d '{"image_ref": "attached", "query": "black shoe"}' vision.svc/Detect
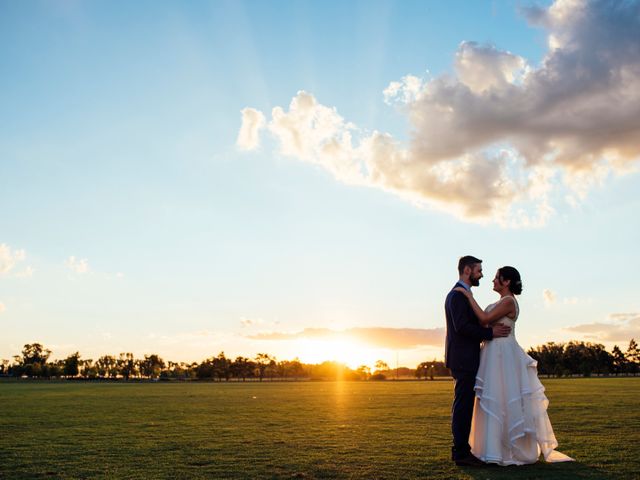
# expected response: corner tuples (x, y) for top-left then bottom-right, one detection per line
(454, 454), (486, 467)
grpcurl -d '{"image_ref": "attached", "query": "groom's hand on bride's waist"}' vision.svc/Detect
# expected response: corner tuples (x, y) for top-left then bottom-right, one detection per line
(491, 323), (511, 338)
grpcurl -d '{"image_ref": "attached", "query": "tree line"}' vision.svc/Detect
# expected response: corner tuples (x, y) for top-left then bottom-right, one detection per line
(1, 339), (638, 381)
(527, 339), (639, 377)
(1, 344), (447, 381)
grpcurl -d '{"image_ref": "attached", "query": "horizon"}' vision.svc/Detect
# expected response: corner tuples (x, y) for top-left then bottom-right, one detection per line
(2, 0), (639, 370)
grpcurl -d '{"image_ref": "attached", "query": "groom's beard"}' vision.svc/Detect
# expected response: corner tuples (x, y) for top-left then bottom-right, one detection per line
(470, 275), (481, 287)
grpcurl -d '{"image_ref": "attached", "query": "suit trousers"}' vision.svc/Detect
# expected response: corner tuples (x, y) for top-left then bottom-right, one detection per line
(451, 370), (476, 460)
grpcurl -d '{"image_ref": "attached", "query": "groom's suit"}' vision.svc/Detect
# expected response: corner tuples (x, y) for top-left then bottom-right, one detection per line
(445, 282), (494, 461)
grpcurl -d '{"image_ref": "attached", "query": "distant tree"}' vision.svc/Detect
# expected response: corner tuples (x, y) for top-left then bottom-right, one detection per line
(48, 360), (63, 378)
(626, 339), (639, 375)
(528, 342), (565, 377)
(265, 358), (278, 381)
(96, 355), (117, 378)
(275, 359), (305, 380)
(0, 359), (9, 375)
(356, 365), (371, 381)
(374, 360), (389, 373)
(254, 353), (275, 382)
(287, 358), (306, 380)
(140, 354), (165, 379)
(118, 353), (136, 380)
(415, 362), (430, 380)
(21, 343), (51, 365)
(13, 343), (51, 377)
(63, 352), (81, 377)
(230, 356), (254, 381)
(82, 358), (99, 379)
(611, 345), (626, 375)
(591, 343), (613, 376)
(196, 358), (214, 380)
(212, 352), (231, 381)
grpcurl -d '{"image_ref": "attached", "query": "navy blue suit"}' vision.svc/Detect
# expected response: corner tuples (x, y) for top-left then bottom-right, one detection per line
(445, 282), (493, 460)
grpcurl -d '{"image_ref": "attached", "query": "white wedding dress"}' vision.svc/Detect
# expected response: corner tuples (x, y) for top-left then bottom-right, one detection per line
(470, 297), (574, 466)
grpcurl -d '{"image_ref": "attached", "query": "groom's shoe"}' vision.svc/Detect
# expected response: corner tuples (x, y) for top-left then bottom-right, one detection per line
(454, 454), (486, 467)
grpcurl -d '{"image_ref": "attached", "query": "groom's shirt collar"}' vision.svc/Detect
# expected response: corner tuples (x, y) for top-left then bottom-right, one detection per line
(457, 280), (471, 291)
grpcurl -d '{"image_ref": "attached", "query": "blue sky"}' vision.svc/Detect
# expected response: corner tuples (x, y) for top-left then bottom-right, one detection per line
(1, 0), (639, 368)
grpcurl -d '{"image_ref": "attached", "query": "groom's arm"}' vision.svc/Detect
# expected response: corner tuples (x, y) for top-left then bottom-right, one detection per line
(449, 292), (493, 341)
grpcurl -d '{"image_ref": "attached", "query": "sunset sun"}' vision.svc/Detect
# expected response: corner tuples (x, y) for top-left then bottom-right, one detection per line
(293, 337), (382, 370)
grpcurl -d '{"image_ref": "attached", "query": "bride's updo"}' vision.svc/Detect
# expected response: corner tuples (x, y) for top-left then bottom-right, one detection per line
(499, 266), (523, 295)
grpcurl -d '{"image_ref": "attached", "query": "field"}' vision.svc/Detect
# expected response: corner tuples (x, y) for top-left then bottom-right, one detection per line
(1, 378), (638, 479)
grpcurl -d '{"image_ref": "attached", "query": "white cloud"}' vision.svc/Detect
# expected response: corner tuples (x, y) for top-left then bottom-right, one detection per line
(236, 107), (266, 151)
(0, 243), (26, 275)
(240, 317), (264, 328)
(66, 256), (89, 274)
(239, 0), (640, 226)
(383, 75), (425, 105)
(565, 313), (640, 343)
(454, 41), (529, 94)
(543, 289), (557, 306)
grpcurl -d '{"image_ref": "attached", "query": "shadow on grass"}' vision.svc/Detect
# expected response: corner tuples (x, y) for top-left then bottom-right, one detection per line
(462, 461), (614, 480)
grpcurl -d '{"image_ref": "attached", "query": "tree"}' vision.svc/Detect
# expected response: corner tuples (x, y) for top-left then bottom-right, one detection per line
(21, 343), (51, 365)
(374, 360), (389, 372)
(82, 358), (98, 379)
(63, 352), (81, 377)
(140, 354), (165, 379)
(96, 355), (117, 378)
(415, 362), (430, 380)
(356, 365), (371, 381)
(0, 359), (9, 375)
(14, 343), (52, 377)
(611, 345), (626, 375)
(626, 339), (639, 375)
(212, 352), (231, 381)
(230, 356), (255, 381)
(254, 353), (275, 382)
(118, 353), (136, 380)
(196, 358), (214, 380)
(528, 342), (565, 377)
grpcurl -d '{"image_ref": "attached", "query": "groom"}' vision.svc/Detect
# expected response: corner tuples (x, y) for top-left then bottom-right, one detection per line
(445, 255), (511, 467)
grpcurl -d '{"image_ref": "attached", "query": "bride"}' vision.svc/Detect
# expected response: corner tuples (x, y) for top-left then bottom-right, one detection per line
(455, 266), (574, 466)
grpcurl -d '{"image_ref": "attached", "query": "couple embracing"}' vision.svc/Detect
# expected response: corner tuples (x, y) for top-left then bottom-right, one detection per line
(445, 255), (574, 467)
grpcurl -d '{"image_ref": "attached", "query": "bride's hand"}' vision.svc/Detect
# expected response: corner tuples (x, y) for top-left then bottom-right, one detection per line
(454, 287), (472, 298)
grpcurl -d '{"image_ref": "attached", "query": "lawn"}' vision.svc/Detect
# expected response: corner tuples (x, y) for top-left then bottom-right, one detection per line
(0, 378), (637, 479)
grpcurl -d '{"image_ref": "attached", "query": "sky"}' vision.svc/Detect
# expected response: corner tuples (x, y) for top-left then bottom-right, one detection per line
(1, 0), (639, 369)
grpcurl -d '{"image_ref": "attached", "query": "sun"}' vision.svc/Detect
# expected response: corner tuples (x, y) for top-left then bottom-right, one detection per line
(293, 337), (381, 370)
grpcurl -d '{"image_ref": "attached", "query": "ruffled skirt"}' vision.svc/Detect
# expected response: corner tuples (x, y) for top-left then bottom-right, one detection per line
(470, 337), (574, 465)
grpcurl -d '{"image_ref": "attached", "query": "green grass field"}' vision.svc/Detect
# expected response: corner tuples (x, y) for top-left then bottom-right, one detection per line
(1, 378), (638, 479)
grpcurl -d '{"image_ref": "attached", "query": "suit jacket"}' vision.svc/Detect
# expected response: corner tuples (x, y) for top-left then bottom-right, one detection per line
(444, 282), (494, 373)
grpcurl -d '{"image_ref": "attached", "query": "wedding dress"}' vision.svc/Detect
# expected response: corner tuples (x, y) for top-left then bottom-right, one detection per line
(470, 297), (574, 465)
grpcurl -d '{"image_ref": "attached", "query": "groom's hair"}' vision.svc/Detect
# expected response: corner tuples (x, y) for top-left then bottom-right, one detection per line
(458, 255), (482, 274)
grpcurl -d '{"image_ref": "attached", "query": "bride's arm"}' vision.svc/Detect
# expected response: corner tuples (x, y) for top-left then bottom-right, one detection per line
(453, 288), (515, 326)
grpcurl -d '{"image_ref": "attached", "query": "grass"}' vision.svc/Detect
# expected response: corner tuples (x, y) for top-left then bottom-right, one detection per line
(0, 377), (638, 479)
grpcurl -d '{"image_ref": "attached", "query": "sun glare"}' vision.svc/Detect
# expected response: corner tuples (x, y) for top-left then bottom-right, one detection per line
(294, 337), (381, 370)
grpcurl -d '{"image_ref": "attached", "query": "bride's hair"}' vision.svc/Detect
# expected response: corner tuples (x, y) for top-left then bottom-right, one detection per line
(499, 266), (523, 295)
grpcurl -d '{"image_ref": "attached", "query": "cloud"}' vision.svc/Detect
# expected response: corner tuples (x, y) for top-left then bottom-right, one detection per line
(247, 326), (445, 349)
(0, 243), (27, 275)
(543, 289), (557, 306)
(239, 0), (640, 226)
(240, 317), (264, 328)
(565, 313), (640, 343)
(66, 256), (89, 274)
(236, 108), (266, 151)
